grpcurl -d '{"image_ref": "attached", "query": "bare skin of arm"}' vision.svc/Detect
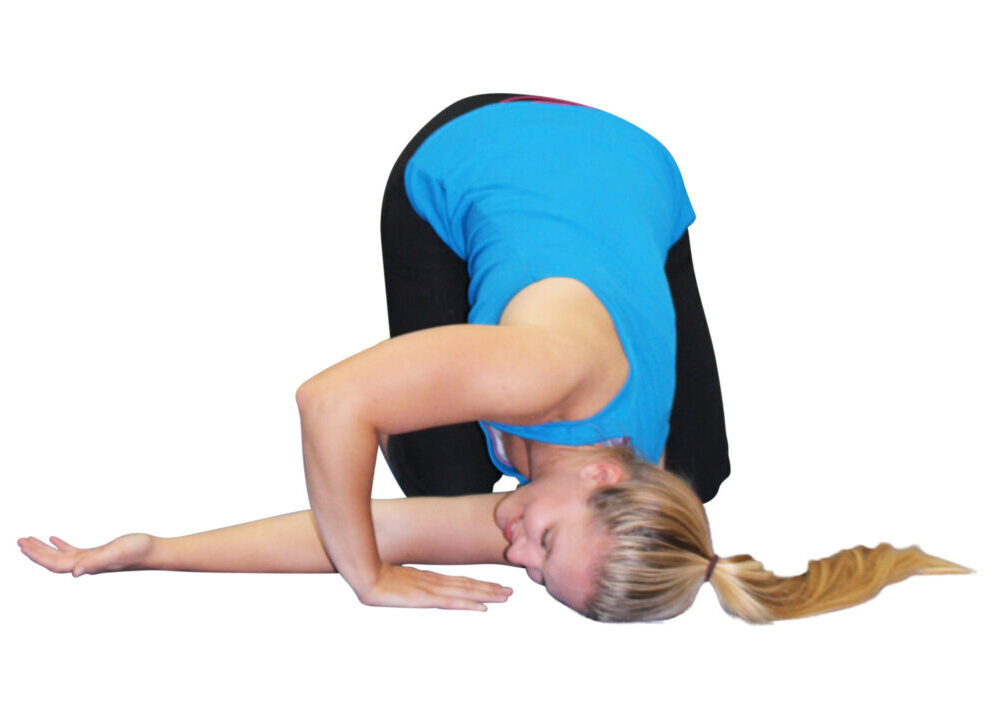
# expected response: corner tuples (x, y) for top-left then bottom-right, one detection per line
(20, 295), (604, 610)
(18, 492), (512, 579)
(296, 323), (592, 609)
(19, 325), (586, 609)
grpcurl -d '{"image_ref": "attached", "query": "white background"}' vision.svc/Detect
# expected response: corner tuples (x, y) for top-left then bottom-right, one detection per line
(3, 1), (1002, 701)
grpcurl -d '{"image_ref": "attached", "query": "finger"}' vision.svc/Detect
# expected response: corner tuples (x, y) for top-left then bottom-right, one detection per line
(455, 577), (513, 596)
(435, 573), (511, 591)
(423, 573), (512, 599)
(18, 537), (69, 572)
(435, 581), (511, 602)
(420, 570), (509, 590)
(387, 577), (491, 611)
(50, 536), (79, 551)
(20, 536), (58, 557)
(21, 536), (57, 553)
(420, 579), (511, 603)
(440, 586), (510, 603)
(431, 596), (488, 612)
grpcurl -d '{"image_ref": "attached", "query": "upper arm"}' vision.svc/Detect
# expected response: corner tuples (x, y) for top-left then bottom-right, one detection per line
(297, 324), (591, 434)
(372, 493), (513, 566)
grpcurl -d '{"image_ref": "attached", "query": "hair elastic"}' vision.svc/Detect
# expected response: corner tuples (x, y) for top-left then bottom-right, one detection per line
(703, 554), (719, 583)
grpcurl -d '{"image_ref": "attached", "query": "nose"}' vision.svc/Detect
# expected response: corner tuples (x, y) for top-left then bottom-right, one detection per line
(505, 538), (530, 567)
(505, 536), (546, 585)
(504, 526), (540, 570)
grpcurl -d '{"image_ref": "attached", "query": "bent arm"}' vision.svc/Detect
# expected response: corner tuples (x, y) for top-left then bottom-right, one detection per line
(142, 493), (511, 573)
(295, 323), (589, 599)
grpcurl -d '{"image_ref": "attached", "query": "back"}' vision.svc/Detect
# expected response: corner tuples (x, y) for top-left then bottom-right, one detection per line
(403, 100), (695, 477)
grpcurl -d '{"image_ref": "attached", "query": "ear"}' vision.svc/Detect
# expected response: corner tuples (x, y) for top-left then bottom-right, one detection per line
(579, 462), (623, 487)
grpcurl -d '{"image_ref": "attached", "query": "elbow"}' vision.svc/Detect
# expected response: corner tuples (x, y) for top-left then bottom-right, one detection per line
(297, 378), (376, 461)
(296, 378), (333, 417)
(296, 373), (358, 422)
(295, 379), (313, 409)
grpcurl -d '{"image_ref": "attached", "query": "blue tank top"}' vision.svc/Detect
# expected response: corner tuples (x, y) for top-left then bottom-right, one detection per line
(404, 100), (695, 483)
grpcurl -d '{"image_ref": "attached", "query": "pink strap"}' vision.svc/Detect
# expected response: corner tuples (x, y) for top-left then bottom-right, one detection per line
(499, 94), (594, 109)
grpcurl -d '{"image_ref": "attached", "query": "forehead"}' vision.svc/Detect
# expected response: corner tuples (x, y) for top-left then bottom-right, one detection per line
(544, 505), (609, 610)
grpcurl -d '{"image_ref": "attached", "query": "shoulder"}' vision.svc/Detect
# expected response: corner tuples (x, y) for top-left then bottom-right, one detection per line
(499, 278), (630, 422)
(304, 323), (597, 434)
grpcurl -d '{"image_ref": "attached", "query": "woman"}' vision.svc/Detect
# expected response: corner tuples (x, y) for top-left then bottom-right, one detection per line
(17, 94), (969, 622)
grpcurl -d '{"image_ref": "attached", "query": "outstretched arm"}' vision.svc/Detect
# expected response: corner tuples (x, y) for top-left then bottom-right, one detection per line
(18, 493), (513, 576)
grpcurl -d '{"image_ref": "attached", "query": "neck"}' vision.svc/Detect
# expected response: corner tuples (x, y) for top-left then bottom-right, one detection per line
(527, 441), (608, 481)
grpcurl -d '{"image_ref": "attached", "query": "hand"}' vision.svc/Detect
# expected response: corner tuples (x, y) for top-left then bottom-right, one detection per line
(355, 563), (512, 611)
(17, 533), (155, 577)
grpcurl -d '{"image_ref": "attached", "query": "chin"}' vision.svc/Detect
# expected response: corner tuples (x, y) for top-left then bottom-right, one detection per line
(492, 494), (510, 531)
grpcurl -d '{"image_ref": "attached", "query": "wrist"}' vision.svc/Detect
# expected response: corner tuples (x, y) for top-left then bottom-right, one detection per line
(336, 557), (386, 598)
(352, 562), (394, 605)
(138, 534), (166, 570)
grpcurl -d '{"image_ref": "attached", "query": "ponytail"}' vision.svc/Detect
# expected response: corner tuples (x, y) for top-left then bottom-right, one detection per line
(584, 445), (973, 623)
(707, 544), (972, 624)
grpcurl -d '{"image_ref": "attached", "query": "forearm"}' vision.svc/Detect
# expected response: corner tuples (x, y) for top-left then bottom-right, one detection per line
(139, 492), (511, 573)
(299, 396), (384, 591)
(143, 510), (335, 573)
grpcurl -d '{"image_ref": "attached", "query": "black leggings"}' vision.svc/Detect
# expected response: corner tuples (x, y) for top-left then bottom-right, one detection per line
(379, 94), (730, 503)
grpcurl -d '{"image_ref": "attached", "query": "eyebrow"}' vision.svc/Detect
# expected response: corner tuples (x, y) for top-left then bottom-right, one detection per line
(541, 529), (554, 588)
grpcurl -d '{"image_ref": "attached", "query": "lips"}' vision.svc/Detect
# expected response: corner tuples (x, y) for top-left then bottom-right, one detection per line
(504, 516), (520, 543)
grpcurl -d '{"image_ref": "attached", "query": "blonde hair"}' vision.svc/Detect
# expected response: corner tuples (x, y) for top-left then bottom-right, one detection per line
(584, 445), (973, 623)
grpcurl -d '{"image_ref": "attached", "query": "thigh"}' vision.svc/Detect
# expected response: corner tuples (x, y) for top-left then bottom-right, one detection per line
(379, 94), (519, 497)
(663, 230), (732, 503)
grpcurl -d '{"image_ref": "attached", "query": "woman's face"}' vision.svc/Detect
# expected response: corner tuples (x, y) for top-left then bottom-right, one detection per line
(494, 463), (620, 613)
